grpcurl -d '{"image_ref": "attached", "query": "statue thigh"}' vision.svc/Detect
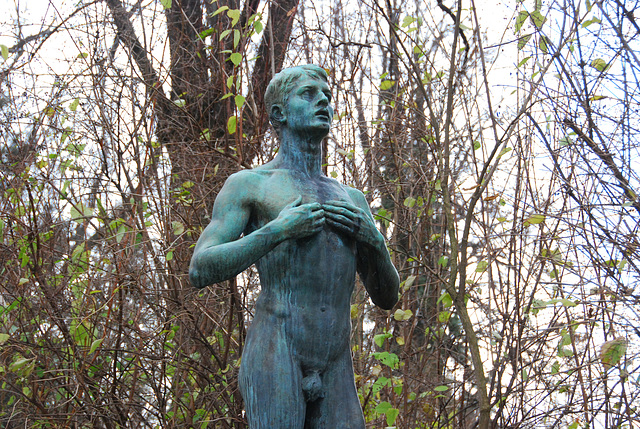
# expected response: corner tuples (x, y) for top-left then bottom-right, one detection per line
(238, 318), (365, 428)
(238, 318), (305, 428)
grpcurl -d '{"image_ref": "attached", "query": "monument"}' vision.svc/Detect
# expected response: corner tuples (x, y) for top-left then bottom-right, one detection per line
(189, 65), (399, 428)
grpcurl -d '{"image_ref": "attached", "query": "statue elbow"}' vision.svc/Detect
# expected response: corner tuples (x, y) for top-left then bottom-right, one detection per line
(189, 266), (207, 289)
(375, 293), (398, 311)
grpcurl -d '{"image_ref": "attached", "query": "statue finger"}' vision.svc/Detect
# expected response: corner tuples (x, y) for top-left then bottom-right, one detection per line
(285, 195), (303, 209)
(325, 200), (356, 208)
(324, 211), (351, 224)
(325, 218), (352, 234)
(354, 217), (362, 234)
(323, 204), (357, 219)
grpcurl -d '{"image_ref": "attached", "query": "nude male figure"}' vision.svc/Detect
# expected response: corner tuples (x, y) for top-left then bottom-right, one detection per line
(189, 65), (399, 428)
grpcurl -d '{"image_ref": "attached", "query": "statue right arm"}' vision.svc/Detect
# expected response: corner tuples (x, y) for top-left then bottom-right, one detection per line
(189, 172), (324, 288)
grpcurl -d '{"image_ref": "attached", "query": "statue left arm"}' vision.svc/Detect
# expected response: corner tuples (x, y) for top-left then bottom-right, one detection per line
(323, 189), (399, 310)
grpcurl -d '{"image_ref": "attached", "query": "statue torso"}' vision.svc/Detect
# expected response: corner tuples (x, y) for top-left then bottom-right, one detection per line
(243, 168), (357, 370)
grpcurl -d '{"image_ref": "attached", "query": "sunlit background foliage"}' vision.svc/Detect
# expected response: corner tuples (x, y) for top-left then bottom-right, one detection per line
(0, 0), (639, 427)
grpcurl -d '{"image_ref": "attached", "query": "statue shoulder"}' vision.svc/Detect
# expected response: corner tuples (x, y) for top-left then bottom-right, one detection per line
(343, 185), (369, 208)
(218, 169), (268, 204)
(225, 168), (270, 186)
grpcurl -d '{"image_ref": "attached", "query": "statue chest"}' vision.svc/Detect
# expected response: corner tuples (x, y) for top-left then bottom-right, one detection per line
(253, 174), (352, 224)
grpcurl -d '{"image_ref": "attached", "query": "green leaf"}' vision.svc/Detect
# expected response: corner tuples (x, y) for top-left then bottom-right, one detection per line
(374, 332), (392, 348)
(438, 311), (451, 323)
(198, 28), (215, 40)
(517, 57), (531, 67)
(172, 221), (185, 236)
(393, 308), (413, 321)
(233, 30), (241, 48)
(518, 34), (532, 50)
(476, 260), (489, 273)
(530, 10), (546, 29)
(590, 58), (610, 72)
(227, 9), (241, 27)
(524, 213), (545, 226)
(0, 44), (8, 61)
(71, 320), (91, 347)
(434, 385), (448, 392)
(227, 115), (237, 134)
(0, 333), (9, 345)
(234, 95), (245, 109)
(559, 136), (572, 147)
(254, 20), (263, 34)
(375, 401), (400, 426)
(402, 15), (417, 28)
(9, 357), (32, 373)
(402, 275), (417, 292)
(473, 140), (481, 150)
(437, 292), (453, 308)
(160, 0), (172, 9)
(498, 146), (512, 157)
(89, 338), (103, 354)
(219, 29), (232, 40)
(515, 11), (529, 33)
(70, 202), (93, 222)
(229, 52), (242, 66)
(116, 224), (126, 243)
(582, 17), (601, 28)
(372, 376), (390, 393)
(166, 250), (174, 261)
(210, 6), (229, 17)
(380, 80), (395, 90)
(600, 337), (627, 369)
(373, 351), (399, 368)
(350, 304), (359, 319)
(404, 196), (416, 207)
(546, 298), (577, 307)
(69, 98), (80, 111)
(539, 36), (548, 54)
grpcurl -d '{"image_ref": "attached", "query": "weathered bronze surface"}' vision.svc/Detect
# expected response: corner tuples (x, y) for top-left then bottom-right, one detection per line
(190, 65), (399, 428)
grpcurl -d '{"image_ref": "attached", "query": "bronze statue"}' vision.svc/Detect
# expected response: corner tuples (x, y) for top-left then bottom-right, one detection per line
(190, 65), (399, 428)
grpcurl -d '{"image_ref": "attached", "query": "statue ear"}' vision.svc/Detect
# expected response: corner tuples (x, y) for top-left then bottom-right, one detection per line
(270, 104), (286, 126)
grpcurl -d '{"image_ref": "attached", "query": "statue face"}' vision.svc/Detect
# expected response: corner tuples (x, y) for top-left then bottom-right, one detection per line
(280, 76), (333, 137)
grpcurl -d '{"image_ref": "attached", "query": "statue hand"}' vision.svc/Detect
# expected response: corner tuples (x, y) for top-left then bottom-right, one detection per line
(323, 200), (382, 247)
(274, 196), (325, 240)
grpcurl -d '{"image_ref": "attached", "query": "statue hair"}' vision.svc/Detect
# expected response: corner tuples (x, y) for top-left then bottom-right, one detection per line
(264, 65), (328, 132)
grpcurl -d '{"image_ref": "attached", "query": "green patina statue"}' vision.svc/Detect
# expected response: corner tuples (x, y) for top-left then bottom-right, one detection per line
(189, 65), (399, 428)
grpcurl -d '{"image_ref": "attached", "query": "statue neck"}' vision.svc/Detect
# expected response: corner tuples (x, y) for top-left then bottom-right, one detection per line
(275, 128), (324, 177)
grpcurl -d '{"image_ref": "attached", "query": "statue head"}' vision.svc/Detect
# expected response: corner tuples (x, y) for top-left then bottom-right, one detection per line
(264, 65), (329, 134)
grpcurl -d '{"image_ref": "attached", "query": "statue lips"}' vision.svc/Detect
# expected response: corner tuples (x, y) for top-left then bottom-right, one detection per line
(315, 108), (330, 121)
